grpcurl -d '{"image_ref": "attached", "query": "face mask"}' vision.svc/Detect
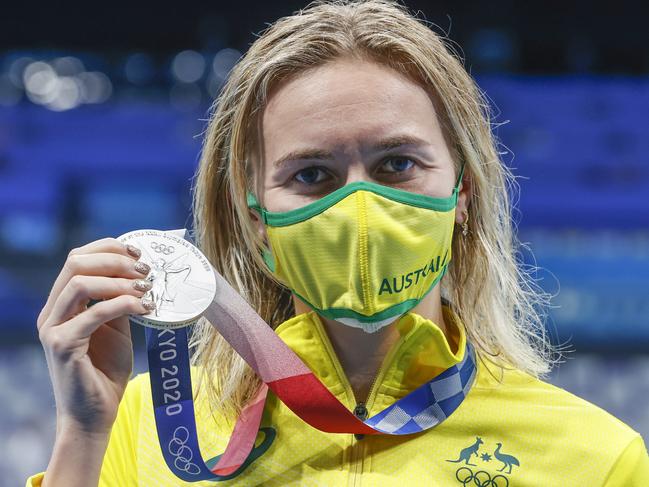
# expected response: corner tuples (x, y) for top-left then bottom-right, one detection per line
(248, 164), (464, 333)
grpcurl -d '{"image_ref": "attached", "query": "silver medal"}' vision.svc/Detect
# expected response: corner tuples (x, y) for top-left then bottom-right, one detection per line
(117, 229), (217, 329)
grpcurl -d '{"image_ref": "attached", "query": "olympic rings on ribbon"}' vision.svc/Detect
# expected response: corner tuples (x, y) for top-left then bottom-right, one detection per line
(168, 426), (201, 475)
(151, 242), (176, 255)
(455, 466), (509, 487)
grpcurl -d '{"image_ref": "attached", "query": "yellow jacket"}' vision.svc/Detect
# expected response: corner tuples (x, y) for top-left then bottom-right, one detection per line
(28, 306), (649, 486)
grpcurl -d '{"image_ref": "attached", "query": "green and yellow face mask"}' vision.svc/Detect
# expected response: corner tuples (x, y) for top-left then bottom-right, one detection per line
(248, 165), (464, 333)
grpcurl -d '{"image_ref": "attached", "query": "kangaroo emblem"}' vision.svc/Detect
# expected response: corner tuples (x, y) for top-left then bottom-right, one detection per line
(494, 443), (520, 474)
(446, 437), (483, 466)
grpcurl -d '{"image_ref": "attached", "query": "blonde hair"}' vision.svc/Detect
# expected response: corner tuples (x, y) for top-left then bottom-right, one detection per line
(191, 0), (560, 421)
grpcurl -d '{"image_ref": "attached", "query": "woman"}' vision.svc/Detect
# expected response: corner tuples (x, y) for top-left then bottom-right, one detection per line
(30, 1), (648, 485)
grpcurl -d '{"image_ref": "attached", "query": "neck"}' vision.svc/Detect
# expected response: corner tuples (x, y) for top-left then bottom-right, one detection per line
(293, 286), (448, 404)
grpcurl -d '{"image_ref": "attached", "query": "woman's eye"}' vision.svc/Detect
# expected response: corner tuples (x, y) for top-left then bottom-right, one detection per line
(294, 167), (328, 185)
(381, 158), (415, 174)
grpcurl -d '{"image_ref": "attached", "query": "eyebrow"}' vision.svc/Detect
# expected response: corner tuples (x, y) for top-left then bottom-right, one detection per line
(272, 148), (333, 169)
(271, 134), (432, 170)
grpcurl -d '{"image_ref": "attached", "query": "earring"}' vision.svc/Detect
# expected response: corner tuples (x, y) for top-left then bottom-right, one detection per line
(461, 210), (469, 237)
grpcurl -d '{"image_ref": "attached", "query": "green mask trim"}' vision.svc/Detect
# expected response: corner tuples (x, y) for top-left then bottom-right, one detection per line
(247, 162), (465, 228)
(262, 247), (275, 272)
(292, 264), (448, 323)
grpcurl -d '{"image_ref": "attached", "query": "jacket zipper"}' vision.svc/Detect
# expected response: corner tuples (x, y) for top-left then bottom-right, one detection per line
(353, 367), (382, 440)
(354, 331), (406, 427)
(349, 353), (399, 487)
(353, 402), (369, 440)
(309, 312), (410, 486)
(349, 338), (408, 487)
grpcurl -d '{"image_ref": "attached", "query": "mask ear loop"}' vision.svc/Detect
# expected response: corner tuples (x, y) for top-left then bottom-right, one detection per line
(246, 192), (268, 224)
(246, 191), (276, 271)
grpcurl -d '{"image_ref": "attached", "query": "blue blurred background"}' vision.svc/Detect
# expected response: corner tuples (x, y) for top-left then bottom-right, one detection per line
(1, 0), (648, 483)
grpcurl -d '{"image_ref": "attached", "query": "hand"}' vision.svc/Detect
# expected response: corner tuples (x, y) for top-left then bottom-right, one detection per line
(37, 238), (154, 435)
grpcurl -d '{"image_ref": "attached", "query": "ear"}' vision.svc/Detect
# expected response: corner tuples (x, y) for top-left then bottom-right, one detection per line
(249, 208), (268, 244)
(455, 170), (471, 225)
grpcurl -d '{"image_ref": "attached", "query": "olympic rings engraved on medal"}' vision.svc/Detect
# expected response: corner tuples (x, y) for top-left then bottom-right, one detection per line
(168, 426), (201, 475)
(455, 467), (509, 487)
(151, 241), (176, 255)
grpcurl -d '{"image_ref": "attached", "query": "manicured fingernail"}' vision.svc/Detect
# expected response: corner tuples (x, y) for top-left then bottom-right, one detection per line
(141, 298), (156, 311)
(134, 262), (150, 275)
(133, 279), (152, 292)
(126, 244), (141, 259)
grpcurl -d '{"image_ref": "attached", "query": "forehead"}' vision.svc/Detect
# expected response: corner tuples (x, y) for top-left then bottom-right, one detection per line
(259, 57), (446, 156)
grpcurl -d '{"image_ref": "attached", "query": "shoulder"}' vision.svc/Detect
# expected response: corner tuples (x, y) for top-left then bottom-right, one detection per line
(111, 372), (151, 445)
(117, 371), (150, 421)
(472, 356), (641, 441)
(123, 370), (150, 399)
(465, 356), (647, 482)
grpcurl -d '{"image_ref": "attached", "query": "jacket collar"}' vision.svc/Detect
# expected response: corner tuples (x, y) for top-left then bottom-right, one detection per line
(275, 304), (466, 415)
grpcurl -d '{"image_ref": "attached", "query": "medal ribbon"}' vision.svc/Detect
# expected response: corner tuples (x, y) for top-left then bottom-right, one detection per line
(144, 252), (477, 482)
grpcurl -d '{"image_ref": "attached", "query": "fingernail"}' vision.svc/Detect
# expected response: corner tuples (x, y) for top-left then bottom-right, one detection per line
(141, 298), (156, 311)
(133, 279), (152, 292)
(126, 244), (141, 259)
(134, 261), (150, 275)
